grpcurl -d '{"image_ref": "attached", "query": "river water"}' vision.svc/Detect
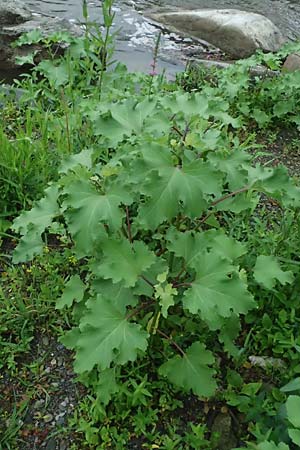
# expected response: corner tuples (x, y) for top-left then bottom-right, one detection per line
(24, 0), (300, 73)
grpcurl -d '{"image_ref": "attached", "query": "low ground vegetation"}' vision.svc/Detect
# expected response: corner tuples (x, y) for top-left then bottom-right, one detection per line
(1, 4), (300, 449)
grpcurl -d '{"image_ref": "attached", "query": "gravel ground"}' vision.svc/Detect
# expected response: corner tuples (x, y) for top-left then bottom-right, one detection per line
(253, 129), (300, 177)
(0, 334), (85, 450)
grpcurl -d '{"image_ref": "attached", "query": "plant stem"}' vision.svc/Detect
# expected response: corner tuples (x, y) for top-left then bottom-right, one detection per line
(198, 185), (251, 226)
(125, 206), (132, 243)
(140, 275), (155, 288)
(60, 91), (71, 154)
(156, 329), (185, 357)
(126, 300), (154, 320)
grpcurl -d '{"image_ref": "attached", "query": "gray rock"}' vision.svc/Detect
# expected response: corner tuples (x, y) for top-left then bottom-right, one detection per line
(0, 0), (83, 74)
(45, 438), (56, 450)
(283, 53), (300, 72)
(191, 58), (279, 77)
(0, 0), (32, 26)
(149, 9), (286, 59)
(211, 413), (238, 450)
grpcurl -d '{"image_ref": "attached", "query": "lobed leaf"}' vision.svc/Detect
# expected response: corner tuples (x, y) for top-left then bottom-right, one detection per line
(94, 239), (157, 287)
(254, 255), (294, 290)
(159, 342), (216, 397)
(65, 294), (149, 373)
(56, 275), (86, 309)
(183, 252), (255, 330)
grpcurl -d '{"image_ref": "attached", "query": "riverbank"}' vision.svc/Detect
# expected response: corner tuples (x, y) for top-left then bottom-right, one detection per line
(1, 23), (300, 450)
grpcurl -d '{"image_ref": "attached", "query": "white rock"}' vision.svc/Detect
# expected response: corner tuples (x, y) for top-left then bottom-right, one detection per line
(149, 9), (286, 59)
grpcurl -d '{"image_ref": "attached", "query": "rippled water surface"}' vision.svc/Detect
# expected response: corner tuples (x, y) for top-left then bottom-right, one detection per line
(23, 0), (300, 72)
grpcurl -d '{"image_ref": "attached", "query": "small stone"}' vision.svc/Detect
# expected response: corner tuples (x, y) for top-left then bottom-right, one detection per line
(42, 336), (49, 346)
(211, 413), (237, 450)
(43, 414), (53, 423)
(57, 357), (64, 367)
(55, 413), (66, 426)
(50, 358), (57, 366)
(59, 441), (68, 450)
(283, 53), (300, 72)
(33, 399), (44, 409)
(45, 438), (56, 450)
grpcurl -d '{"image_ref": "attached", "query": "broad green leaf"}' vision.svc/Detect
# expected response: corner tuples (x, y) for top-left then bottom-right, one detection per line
(93, 114), (126, 145)
(161, 92), (209, 117)
(253, 109), (270, 127)
(253, 442), (290, 450)
(12, 185), (59, 235)
(111, 98), (157, 132)
(91, 279), (138, 308)
(237, 438), (290, 449)
(216, 192), (258, 213)
(94, 98), (157, 145)
(59, 149), (93, 173)
(38, 60), (70, 87)
(286, 395), (300, 428)
(183, 252), (255, 329)
(56, 275), (86, 309)
(71, 294), (149, 372)
(95, 239), (156, 287)
(208, 150), (250, 190)
(167, 229), (209, 268)
(63, 180), (130, 256)
(212, 233), (247, 261)
(12, 230), (44, 264)
(219, 315), (241, 358)
(143, 111), (170, 135)
(288, 429), (300, 446)
(281, 378), (300, 393)
(167, 229), (246, 267)
(133, 259), (169, 297)
(159, 342), (216, 397)
(248, 165), (300, 206)
(138, 160), (222, 230)
(254, 255), (294, 290)
(15, 51), (38, 66)
(274, 100), (296, 117)
(14, 29), (43, 46)
(95, 368), (119, 405)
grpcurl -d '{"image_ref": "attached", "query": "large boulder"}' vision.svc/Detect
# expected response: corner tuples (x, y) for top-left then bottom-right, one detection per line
(149, 9), (286, 59)
(0, 0), (82, 75)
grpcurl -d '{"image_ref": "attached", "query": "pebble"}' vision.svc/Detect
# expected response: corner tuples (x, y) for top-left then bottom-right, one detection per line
(42, 336), (50, 346)
(34, 399), (44, 409)
(45, 438), (56, 450)
(55, 412), (67, 426)
(57, 357), (64, 366)
(59, 441), (68, 450)
(43, 414), (53, 423)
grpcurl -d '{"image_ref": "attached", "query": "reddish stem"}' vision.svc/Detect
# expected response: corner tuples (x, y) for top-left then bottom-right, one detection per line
(199, 185), (251, 225)
(156, 329), (185, 357)
(125, 206), (132, 243)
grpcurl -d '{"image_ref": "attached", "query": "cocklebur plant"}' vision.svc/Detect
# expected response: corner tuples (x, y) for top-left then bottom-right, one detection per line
(11, 90), (300, 402)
